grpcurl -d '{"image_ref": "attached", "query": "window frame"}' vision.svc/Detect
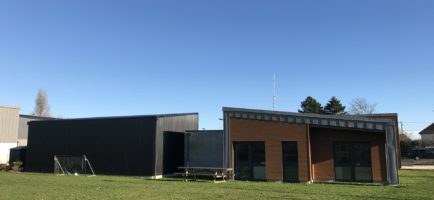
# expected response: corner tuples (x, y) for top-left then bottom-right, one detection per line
(333, 142), (373, 182)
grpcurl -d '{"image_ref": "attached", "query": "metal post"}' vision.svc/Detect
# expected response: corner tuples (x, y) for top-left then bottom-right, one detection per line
(83, 155), (96, 176)
(54, 156), (66, 175)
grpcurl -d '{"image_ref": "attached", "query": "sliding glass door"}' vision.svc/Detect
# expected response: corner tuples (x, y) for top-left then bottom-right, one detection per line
(282, 141), (298, 182)
(234, 142), (265, 181)
(334, 142), (372, 182)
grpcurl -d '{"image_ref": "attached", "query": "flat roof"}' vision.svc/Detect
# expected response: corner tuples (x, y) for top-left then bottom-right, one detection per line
(223, 107), (396, 132)
(0, 105), (20, 110)
(28, 112), (198, 123)
(223, 107), (394, 123)
(355, 113), (398, 118)
(20, 114), (56, 120)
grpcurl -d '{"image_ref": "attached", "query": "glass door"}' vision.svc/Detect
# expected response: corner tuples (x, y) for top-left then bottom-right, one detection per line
(234, 142), (265, 181)
(282, 141), (298, 182)
(234, 143), (250, 180)
(334, 142), (372, 182)
(352, 143), (373, 181)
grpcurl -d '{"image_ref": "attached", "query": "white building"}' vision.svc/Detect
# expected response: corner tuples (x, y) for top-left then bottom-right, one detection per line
(0, 106), (19, 164)
(419, 123), (434, 146)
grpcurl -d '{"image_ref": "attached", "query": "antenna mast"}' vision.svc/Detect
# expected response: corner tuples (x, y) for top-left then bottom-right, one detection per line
(273, 73), (276, 110)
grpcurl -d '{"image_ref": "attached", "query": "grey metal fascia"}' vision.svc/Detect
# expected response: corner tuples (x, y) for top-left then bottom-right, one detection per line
(385, 124), (399, 185)
(223, 107), (393, 122)
(222, 107), (397, 132)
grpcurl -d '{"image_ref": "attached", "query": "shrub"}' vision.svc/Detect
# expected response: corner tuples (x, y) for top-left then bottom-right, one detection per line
(0, 164), (9, 171)
(11, 161), (23, 172)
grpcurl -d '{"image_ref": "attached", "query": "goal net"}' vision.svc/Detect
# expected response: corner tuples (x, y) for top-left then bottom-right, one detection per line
(54, 155), (95, 176)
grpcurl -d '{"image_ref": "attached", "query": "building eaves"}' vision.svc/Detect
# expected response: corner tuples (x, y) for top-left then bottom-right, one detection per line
(19, 114), (56, 120)
(0, 105), (19, 110)
(223, 107), (395, 131)
(28, 112), (198, 124)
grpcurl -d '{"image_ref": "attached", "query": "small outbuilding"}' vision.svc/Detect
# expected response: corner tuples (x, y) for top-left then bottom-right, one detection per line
(185, 130), (224, 168)
(26, 113), (198, 178)
(9, 146), (27, 166)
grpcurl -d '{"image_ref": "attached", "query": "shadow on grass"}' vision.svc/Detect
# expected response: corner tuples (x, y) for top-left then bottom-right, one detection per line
(314, 181), (385, 187)
(152, 178), (220, 183)
(150, 178), (186, 182)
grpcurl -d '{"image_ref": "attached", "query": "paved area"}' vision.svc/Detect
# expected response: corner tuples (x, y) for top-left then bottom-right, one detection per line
(402, 165), (434, 170)
(401, 158), (434, 170)
(401, 158), (434, 166)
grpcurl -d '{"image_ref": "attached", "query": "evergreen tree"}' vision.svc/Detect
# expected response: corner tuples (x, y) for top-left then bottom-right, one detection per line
(298, 96), (323, 114)
(323, 96), (346, 115)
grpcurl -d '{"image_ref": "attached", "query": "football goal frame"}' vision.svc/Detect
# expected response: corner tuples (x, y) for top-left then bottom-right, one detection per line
(54, 155), (96, 177)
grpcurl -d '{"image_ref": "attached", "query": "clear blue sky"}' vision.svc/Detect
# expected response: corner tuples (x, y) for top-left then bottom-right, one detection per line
(1, 0), (433, 138)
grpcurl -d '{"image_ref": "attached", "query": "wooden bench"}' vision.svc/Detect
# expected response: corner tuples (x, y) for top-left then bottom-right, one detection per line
(177, 167), (233, 183)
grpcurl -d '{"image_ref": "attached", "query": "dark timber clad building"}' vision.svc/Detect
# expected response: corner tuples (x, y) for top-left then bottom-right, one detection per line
(26, 113), (198, 177)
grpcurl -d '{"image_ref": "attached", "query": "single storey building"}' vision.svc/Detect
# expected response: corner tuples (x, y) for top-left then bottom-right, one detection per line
(223, 107), (399, 185)
(18, 114), (54, 146)
(26, 113), (198, 177)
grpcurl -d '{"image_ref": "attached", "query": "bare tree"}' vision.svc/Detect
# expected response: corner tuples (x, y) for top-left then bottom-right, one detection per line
(348, 98), (377, 114)
(32, 89), (51, 117)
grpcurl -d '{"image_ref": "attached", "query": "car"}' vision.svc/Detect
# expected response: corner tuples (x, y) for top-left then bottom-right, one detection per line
(408, 148), (434, 160)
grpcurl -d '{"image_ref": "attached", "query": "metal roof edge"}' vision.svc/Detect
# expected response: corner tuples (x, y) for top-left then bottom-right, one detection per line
(0, 105), (20, 110)
(222, 107), (394, 123)
(186, 129), (223, 133)
(19, 114), (56, 120)
(355, 113), (398, 117)
(156, 113), (199, 118)
(28, 112), (199, 123)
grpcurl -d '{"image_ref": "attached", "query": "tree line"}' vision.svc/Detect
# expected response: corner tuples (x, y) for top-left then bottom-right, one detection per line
(298, 96), (377, 115)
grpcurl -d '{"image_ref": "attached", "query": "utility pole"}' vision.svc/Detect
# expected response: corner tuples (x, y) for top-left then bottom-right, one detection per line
(273, 73), (276, 110)
(400, 121), (404, 134)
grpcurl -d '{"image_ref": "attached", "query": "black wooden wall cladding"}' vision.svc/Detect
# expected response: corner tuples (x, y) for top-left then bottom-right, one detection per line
(154, 114), (199, 176)
(26, 113), (198, 176)
(163, 131), (185, 174)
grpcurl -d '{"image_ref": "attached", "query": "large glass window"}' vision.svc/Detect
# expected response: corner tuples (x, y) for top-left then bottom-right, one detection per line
(234, 142), (265, 181)
(334, 142), (372, 182)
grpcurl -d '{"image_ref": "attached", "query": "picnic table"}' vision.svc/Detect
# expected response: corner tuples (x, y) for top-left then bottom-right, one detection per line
(177, 167), (233, 182)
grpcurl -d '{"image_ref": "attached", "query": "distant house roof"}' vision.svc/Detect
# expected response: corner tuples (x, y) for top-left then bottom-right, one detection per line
(419, 123), (434, 135)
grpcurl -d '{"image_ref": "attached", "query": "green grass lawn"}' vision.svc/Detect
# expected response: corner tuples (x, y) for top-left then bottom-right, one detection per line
(1, 170), (433, 200)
